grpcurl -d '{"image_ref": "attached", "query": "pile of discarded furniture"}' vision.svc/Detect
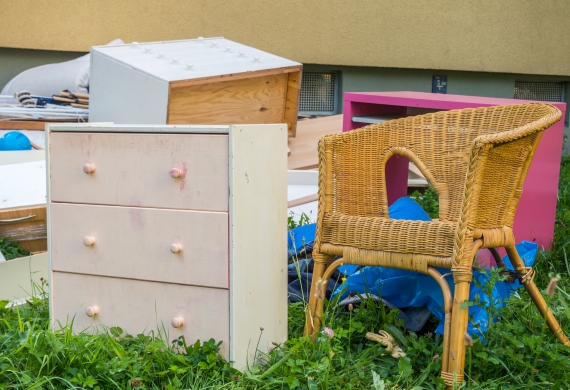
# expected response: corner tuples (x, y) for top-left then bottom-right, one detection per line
(1, 36), (568, 386)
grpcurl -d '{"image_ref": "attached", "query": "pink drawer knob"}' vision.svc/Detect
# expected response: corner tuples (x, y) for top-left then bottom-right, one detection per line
(170, 243), (183, 253)
(86, 306), (99, 317)
(171, 317), (184, 328)
(83, 163), (96, 174)
(169, 168), (184, 179)
(83, 236), (96, 247)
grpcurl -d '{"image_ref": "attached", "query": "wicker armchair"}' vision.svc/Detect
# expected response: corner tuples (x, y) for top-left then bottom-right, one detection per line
(304, 103), (569, 387)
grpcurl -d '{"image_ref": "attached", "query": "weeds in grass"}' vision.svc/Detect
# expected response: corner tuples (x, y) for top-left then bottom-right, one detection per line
(0, 236), (30, 260)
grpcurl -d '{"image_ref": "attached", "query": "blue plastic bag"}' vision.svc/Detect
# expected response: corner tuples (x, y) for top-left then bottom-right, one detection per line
(332, 241), (538, 339)
(287, 197), (433, 301)
(287, 196), (538, 338)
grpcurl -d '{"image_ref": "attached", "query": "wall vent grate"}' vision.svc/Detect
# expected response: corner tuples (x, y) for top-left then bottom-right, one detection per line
(299, 72), (338, 114)
(514, 81), (564, 102)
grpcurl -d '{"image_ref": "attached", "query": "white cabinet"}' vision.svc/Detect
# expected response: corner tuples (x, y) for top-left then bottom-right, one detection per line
(47, 123), (288, 368)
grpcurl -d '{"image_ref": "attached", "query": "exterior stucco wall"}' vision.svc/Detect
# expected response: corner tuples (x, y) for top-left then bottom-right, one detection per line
(0, 0), (568, 76)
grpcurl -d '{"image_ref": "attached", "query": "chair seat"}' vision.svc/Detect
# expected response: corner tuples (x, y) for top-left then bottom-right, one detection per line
(321, 212), (458, 259)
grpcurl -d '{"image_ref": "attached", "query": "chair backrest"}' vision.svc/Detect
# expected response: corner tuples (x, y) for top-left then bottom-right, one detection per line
(319, 104), (561, 230)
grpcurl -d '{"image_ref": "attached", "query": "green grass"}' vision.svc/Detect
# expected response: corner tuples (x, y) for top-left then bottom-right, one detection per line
(2, 273), (570, 389)
(0, 236), (31, 260)
(2, 158), (570, 389)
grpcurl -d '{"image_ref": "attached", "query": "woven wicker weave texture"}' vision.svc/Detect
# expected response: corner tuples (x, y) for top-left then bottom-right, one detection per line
(304, 103), (569, 388)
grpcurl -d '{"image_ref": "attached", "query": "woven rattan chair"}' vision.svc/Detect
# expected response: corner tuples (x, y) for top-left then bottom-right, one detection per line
(304, 103), (570, 387)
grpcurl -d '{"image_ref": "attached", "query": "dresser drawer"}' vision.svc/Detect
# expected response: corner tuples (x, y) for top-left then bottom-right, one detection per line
(51, 272), (230, 358)
(49, 132), (229, 211)
(50, 203), (228, 289)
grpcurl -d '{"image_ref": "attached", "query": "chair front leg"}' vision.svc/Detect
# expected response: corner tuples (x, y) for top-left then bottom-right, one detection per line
(505, 245), (570, 347)
(442, 240), (481, 388)
(442, 276), (470, 388)
(304, 252), (334, 338)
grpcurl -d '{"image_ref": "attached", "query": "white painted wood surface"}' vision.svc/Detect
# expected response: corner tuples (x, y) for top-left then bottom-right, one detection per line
(0, 252), (48, 301)
(287, 170), (318, 222)
(50, 203), (229, 288)
(229, 124), (288, 369)
(89, 51), (169, 124)
(92, 37), (301, 82)
(0, 148), (45, 166)
(49, 132), (229, 211)
(51, 272), (230, 358)
(47, 123), (230, 133)
(0, 160), (46, 209)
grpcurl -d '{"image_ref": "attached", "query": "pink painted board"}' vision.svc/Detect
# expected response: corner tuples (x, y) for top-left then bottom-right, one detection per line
(343, 91), (566, 249)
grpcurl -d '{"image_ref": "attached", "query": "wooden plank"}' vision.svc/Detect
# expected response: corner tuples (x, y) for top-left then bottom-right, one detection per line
(50, 203), (229, 289)
(51, 272), (230, 358)
(0, 160), (46, 210)
(287, 193), (318, 208)
(61, 91), (89, 100)
(0, 252), (48, 301)
(0, 121), (47, 130)
(408, 162), (426, 179)
(229, 124), (288, 369)
(49, 132), (229, 211)
(169, 66), (302, 89)
(283, 71), (302, 137)
(0, 205), (47, 252)
(168, 73), (288, 126)
(287, 115), (344, 170)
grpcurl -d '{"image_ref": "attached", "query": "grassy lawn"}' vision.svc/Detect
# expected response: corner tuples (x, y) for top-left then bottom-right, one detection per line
(2, 155), (570, 389)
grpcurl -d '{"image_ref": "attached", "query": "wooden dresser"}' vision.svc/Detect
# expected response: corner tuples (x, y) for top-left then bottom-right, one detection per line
(46, 123), (287, 368)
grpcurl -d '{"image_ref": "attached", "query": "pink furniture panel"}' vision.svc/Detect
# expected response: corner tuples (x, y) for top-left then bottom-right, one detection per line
(343, 91), (566, 250)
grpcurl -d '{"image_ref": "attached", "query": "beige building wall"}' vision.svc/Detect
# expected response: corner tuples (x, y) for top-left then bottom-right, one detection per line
(0, 0), (568, 76)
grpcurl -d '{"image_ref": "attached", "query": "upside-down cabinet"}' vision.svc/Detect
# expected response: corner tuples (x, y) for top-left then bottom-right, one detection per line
(46, 123), (288, 368)
(89, 37), (302, 137)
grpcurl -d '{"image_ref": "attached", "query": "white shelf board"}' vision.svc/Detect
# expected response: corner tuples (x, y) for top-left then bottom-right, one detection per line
(352, 115), (405, 124)
(0, 160), (46, 210)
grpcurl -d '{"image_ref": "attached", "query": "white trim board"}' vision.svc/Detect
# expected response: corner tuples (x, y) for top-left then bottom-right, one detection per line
(229, 124), (288, 368)
(47, 123), (230, 134)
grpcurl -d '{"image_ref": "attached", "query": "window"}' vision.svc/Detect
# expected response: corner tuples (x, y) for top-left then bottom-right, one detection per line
(299, 71), (339, 115)
(513, 81), (564, 102)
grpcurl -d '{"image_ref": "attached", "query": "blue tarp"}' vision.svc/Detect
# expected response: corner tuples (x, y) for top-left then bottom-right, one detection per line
(287, 197), (538, 338)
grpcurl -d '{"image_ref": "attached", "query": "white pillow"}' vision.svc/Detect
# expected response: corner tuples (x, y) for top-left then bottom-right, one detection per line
(1, 39), (124, 97)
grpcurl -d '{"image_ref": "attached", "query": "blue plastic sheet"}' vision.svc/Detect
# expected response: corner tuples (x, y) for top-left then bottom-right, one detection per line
(287, 197), (539, 338)
(332, 241), (538, 339)
(287, 197), (433, 303)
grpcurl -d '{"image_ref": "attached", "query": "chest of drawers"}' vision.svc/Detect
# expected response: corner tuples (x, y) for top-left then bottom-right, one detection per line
(46, 123), (287, 368)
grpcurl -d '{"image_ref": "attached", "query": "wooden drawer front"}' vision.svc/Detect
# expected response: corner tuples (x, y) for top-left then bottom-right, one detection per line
(50, 203), (228, 289)
(49, 132), (229, 211)
(0, 205), (47, 252)
(51, 272), (230, 358)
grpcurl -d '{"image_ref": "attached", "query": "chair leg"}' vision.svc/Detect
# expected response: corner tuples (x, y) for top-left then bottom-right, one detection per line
(304, 253), (334, 338)
(426, 268), (453, 376)
(505, 245), (570, 347)
(441, 279), (471, 387)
